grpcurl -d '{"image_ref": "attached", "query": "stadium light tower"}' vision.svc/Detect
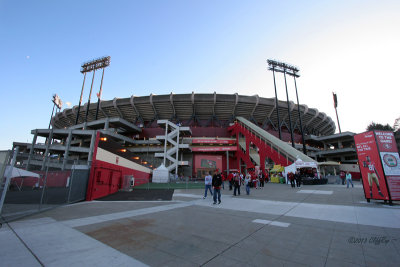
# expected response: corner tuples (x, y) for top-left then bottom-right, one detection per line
(49, 94), (62, 129)
(267, 59), (306, 153)
(75, 56), (110, 124)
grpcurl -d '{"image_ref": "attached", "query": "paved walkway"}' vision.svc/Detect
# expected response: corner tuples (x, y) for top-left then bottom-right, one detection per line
(1, 182), (400, 266)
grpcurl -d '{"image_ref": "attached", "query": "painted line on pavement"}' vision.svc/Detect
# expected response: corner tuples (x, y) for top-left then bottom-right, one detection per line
(252, 219), (290, 227)
(297, 190), (333, 195)
(173, 193), (202, 198)
(195, 197), (400, 228)
(62, 202), (193, 228)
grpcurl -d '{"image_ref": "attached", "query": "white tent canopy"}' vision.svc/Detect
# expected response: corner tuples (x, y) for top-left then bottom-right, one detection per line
(152, 164), (169, 183)
(284, 159), (319, 183)
(4, 166), (40, 179)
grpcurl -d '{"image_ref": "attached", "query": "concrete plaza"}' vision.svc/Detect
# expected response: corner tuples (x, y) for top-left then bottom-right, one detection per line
(1, 181), (400, 266)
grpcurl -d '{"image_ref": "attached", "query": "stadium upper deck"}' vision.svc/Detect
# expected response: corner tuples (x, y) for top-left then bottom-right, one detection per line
(53, 93), (335, 137)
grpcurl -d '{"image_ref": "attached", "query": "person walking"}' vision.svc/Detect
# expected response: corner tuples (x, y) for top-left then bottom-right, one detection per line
(203, 171), (213, 199)
(228, 172), (233, 190)
(245, 174), (251, 195)
(259, 172), (265, 188)
(288, 172), (295, 188)
(212, 170), (223, 204)
(295, 170), (302, 188)
(233, 172), (241, 196)
(340, 170), (346, 185)
(346, 171), (354, 188)
(221, 172), (225, 190)
(251, 173), (257, 189)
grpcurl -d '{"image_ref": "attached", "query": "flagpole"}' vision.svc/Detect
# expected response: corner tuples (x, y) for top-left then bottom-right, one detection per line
(333, 92), (341, 133)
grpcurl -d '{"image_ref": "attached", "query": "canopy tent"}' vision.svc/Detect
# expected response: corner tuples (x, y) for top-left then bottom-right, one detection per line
(3, 166), (40, 191)
(318, 161), (340, 167)
(284, 159), (319, 184)
(318, 161), (340, 178)
(269, 165), (285, 183)
(285, 159), (318, 173)
(4, 166), (40, 179)
(270, 165), (284, 173)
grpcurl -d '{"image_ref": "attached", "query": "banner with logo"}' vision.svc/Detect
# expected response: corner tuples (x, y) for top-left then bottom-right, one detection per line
(354, 131), (389, 200)
(194, 155), (222, 171)
(375, 131), (400, 200)
(354, 131), (400, 201)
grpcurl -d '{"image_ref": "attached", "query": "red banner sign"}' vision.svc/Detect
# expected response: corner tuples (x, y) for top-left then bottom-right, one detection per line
(375, 131), (400, 200)
(354, 131), (400, 201)
(191, 146), (237, 152)
(192, 139), (236, 144)
(354, 131), (389, 200)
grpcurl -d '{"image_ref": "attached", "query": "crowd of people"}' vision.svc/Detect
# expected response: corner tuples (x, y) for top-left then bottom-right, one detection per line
(202, 167), (355, 204)
(203, 169), (268, 203)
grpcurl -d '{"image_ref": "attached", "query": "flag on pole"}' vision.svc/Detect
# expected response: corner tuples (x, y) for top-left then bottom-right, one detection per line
(333, 92), (338, 108)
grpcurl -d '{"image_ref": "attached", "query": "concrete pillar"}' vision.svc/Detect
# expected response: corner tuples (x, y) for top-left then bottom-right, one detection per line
(226, 150), (229, 174)
(87, 132), (97, 167)
(62, 130), (73, 170)
(26, 130), (38, 171)
(105, 118), (109, 130)
(41, 129), (53, 171)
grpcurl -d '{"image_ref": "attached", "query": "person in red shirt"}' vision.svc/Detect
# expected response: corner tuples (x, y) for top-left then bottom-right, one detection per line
(339, 171), (345, 185)
(251, 172), (257, 189)
(221, 172), (226, 190)
(363, 156), (384, 197)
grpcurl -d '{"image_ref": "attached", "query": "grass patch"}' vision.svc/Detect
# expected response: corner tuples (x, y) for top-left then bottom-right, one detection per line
(135, 182), (204, 190)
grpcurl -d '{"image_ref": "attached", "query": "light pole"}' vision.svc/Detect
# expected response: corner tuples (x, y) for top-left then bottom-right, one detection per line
(95, 67), (106, 120)
(333, 92), (341, 133)
(271, 65), (282, 140)
(75, 73), (86, 125)
(283, 70), (295, 148)
(293, 75), (307, 154)
(85, 68), (96, 122)
(49, 94), (62, 129)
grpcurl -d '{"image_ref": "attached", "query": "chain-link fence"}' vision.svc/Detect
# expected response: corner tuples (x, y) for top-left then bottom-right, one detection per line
(0, 150), (90, 223)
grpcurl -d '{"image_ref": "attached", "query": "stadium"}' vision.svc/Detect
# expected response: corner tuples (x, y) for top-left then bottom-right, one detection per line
(20, 92), (338, 197)
(2, 87), (364, 224)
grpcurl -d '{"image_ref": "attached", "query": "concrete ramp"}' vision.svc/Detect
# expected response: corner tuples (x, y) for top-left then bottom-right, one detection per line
(236, 117), (315, 164)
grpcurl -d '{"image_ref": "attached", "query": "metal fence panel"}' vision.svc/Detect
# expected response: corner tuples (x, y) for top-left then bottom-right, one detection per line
(0, 161), (89, 223)
(67, 168), (90, 203)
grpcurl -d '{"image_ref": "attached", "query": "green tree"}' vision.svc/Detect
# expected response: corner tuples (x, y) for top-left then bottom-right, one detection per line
(366, 122), (394, 131)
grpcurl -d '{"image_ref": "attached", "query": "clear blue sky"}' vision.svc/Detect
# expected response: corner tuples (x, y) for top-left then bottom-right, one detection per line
(1, 0), (399, 149)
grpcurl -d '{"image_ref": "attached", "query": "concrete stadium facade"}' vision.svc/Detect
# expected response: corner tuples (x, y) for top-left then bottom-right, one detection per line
(53, 92), (336, 138)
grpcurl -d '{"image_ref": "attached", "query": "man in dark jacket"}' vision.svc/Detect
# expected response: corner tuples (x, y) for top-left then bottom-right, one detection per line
(233, 173), (241, 196)
(212, 170), (222, 204)
(295, 170), (301, 188)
